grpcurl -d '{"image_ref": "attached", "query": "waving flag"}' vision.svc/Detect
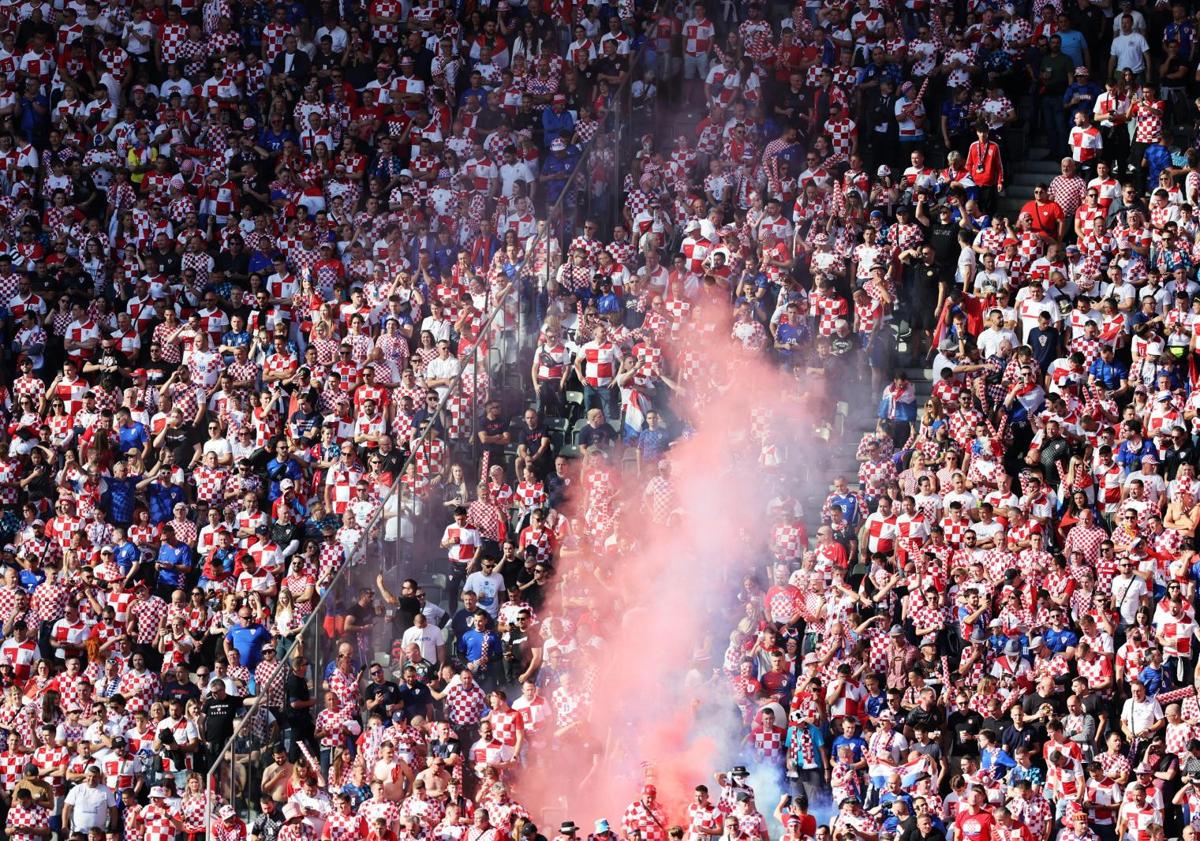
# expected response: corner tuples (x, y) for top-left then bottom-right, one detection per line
(869, 756), (928, 789)
(623, 387), (651, 442)
(878, 381), (916, 421)
(1011, 383), (1045, 419)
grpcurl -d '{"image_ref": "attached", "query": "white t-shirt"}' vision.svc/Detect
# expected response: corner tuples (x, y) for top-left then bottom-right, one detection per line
(159, 78), (193, 99)
(123, 19), (155, 55)
(202, 437), (233, 462)
(419, 316), (453, 343)
(424, 355), (460, 398)
(943, 490), (979, 512)
(1111, 573), (1148, 625)
(1110, 32), (1150, 72)
(968, 521), (1003, 549)
(955, 246), (977, 287)
(1018, 296), (1059, 340)
(401, 623), (444, 664)
(462, 570), (506, 617)
(974, 267), (1010, 295)
(64, 782), (117, 831)
(977, 326), (1019, 358)
(1120, 695), (1163, 737)
(498, 161), (534, 198)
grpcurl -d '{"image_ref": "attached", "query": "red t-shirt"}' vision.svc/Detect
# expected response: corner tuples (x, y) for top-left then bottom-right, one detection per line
(1020, 200), (1065, 239)
(958, 811), (995, 841)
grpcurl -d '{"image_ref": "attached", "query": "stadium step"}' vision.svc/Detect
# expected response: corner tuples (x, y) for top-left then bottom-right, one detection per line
(1010, 173), (1051, 189)
(809, 361), (935, 521)
(992, 144), (1055, 221)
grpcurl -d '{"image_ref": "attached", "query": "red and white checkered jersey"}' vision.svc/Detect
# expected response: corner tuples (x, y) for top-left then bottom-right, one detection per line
(682, 17), (714, 55)
(579, 341), (620, 387)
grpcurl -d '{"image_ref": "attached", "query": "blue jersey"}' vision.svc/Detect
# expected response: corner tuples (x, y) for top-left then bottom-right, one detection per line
(156, 541), (192, 588)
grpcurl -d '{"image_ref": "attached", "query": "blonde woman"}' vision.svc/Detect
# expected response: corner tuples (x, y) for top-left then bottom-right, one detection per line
(275, 589), (303, 639)
(178, 772), (207, 836)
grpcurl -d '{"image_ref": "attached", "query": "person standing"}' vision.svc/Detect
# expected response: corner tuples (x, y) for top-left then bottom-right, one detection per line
(1109, 13), (1151, 84)
(574, 324), (622, 422)
(284, 655), (317, 762)
(1040, 35), (1075, 158)
(966, 123), (1004, 213)
(61, 766), (117, 835)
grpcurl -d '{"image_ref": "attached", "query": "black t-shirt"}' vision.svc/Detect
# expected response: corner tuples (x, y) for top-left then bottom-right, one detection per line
(896, 816), (921, 841)
(450, 608), (482, 644)
(391, 593), (421, 634)
(428, 736), (461, 763)
(162, 426), (193, 466)
(592, 55), (624, 84)
(1162, 55), (1188, 85)
(161, 678), (201, 705)
(346, 602), (377, 636)
(1021, 689), (1063, 719)
(866, 92), (897, 136)
(513, 565), (547, 611)
(396, 680), (434, 720)
(480, 415), (510, 457)
(251, 812), (284, 841)
(1077, 691), (1105, 720)
(363, 679), (402, 714)
(503, 625), (544, 675)
(929, 222), (959, 267)
(203, 694), (238, 746)
(578, 423), (616, 450)
(1040, 436), (1071, 486)
(948, 709), (983, 756)
(1163, 443), (1198, 480)
(376, 448), (405, 477)
(913, 262), (941, 302)
(830, 332), (857, 361)
(153, 247), (181, 277)
(1002, 722), (1041, 756)
(906, 704), (940, 732)
(505, 560), (534, 593)
(285, 672), (314, 730)
(271, 521), (300, 551)
(981, 713), (1006, 731)
(411, 47), (437, 81)
(774, 87), (805, 122)
(520, 426), (551, 470)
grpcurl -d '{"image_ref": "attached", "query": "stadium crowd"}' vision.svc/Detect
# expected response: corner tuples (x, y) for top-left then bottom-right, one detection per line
(16, 0), (1200, 838)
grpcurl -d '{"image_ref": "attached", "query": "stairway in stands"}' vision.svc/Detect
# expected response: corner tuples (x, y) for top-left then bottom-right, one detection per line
(996, 143), (1062, 223)
(799, 363), (933, 531)
(807, 140), (1054, 530)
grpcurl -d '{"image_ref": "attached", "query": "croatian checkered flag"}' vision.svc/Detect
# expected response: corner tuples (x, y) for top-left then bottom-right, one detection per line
(298, 739), (322, 777)
(830, 179), (846, 220)
(898, 76), (931, 126)
(799, 591), (823, 624)
(1158, 686), (1196, 705)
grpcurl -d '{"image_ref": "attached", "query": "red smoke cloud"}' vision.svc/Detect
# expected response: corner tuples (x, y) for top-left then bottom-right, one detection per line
(516, 305), (822, 828)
